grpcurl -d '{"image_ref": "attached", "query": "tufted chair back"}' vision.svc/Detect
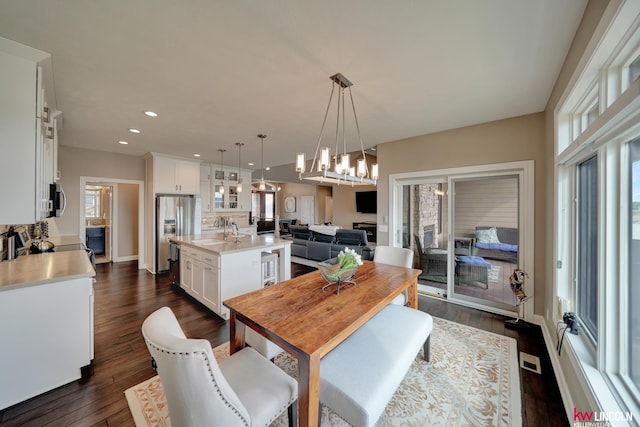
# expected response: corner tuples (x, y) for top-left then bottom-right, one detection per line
(142, 306), (250, 426)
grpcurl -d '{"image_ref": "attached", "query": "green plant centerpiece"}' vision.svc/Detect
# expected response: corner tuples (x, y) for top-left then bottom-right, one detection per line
(318, 247), (363, 294)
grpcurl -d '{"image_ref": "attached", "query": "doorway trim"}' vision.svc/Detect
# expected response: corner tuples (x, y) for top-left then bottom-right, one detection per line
(79, 176), (145, 269)
(389, 160), (535, 320)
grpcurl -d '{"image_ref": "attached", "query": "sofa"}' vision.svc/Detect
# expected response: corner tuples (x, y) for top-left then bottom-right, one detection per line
(472, 226), (518, 264)
(287, 225), (375, 262)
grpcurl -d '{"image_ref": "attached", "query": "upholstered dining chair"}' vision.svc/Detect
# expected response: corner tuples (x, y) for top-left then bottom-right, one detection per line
(141, 306), (297, 427)
(373, 245), (414, 305)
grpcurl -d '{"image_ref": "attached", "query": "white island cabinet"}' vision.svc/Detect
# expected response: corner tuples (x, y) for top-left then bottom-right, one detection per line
(0, 250), (95, 410)
(172, 234), (291, 319)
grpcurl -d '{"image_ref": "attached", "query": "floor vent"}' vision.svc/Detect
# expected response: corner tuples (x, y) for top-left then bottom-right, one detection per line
(519, 352), (541, 374)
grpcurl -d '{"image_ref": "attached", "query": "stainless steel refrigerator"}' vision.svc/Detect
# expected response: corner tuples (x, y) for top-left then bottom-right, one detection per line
(156, 195), (200, 273)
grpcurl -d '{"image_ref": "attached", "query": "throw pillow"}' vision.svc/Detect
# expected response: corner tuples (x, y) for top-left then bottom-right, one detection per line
(475, 227), (501, 244)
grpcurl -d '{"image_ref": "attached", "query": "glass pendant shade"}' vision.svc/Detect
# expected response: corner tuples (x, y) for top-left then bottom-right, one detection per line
(219, 185), (224, 194)
(340, 154), (350, 174)
(371, 163), (379, 180)
(357, 159), (366, 177)
(296, 152), (306, 173)
(236, 142), (244, 193)
(259, 180), (266, 191)
(320, 147), (330, 170)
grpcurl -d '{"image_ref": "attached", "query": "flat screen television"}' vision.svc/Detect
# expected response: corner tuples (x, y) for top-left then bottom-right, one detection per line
(355, 191), (377, 213)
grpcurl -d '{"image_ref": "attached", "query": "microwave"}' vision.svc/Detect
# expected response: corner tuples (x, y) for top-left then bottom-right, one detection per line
(48, 183), (67, 217)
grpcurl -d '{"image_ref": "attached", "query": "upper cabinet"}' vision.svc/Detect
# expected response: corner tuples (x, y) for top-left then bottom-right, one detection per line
(148, 154), (201, 195)
(199, 163), (251, 212)
(0, 39), (61, 224)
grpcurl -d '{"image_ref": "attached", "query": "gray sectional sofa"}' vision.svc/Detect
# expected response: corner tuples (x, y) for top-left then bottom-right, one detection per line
(287, 225), (375, 262)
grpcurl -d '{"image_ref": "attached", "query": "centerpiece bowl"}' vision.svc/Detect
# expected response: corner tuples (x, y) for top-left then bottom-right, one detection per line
(318, 248), (362, 294)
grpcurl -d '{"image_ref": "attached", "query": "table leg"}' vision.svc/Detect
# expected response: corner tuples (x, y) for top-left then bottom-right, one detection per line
(406, 277), (418, 309)
(228, 312), (246, 355)
(297, 352), (321, 427)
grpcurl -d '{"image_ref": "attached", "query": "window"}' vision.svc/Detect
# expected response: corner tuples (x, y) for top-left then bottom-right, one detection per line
(629, 139), (640, 390)
(85, 189), (100, 218)
(576, 156), (598, 341)
(554, 1), (640, 416)
(629, 54), (640, 85)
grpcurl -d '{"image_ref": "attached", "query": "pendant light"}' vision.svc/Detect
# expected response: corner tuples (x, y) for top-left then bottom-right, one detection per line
(295, 73), (378, 185)
(218, 149), (226, 195)
(257, 134), (267, 191)
(235, 142), (244, 193)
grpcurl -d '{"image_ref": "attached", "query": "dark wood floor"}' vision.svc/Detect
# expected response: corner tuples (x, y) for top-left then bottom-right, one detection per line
(0, 261), (567, 426)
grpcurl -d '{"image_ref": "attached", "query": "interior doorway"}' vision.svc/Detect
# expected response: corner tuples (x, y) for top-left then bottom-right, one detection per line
(84, 184), (113, 264)
(79, 177), (144, 269)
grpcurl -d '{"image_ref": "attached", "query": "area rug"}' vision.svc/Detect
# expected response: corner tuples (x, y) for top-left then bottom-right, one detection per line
(125, 317), (521, 426)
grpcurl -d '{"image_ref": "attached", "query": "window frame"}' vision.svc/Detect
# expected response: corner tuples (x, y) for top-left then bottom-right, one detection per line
(554, 1), (640, 419)
(85, 189), (101, 219)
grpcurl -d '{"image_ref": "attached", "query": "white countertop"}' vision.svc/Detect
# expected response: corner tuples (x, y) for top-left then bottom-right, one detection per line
(170, 234), (291, 255)
(0, 250), (95, 292)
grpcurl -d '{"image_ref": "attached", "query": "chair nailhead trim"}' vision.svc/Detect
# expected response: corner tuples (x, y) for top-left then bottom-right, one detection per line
(145, 339), (250, 427)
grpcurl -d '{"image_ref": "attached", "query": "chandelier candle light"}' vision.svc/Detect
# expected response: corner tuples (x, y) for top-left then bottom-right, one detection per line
(295, 73), (378, 186)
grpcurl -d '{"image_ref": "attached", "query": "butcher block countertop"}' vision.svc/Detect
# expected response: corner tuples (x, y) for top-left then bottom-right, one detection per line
(170, 234), (291, 255)
(0, 250), (95, 292)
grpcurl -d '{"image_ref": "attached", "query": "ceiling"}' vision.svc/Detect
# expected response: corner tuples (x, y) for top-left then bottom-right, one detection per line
(0, 0), (587, 172)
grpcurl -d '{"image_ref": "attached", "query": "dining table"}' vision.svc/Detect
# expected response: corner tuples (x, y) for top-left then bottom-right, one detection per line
(223, 260), (421, 427)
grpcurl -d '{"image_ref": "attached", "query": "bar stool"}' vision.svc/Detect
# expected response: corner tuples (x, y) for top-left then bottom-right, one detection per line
(261, 252), (278, 287)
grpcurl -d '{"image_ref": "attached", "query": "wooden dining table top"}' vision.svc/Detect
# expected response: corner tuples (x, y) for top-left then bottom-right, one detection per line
(223, 260), (421, 359)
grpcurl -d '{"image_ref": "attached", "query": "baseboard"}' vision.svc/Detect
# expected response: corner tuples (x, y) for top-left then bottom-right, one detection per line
(113, 255), (139, 263)
(531, 314), (575, 423)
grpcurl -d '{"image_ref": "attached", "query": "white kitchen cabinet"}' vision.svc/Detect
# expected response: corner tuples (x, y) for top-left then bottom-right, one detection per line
(0, 277), (93, 410)
(0, 41), (60, 224)
(200, 163), (252, 211)
(200, 164), (212, 212)
(201, 252), (219, 313)
(180, 246), (218, 310)
(151, 154), (201, 195)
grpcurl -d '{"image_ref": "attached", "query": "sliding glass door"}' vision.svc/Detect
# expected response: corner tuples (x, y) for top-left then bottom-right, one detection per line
(399, 180), (449, 297)
(391, 161), (533, 318)
(450, 175), (520, 311)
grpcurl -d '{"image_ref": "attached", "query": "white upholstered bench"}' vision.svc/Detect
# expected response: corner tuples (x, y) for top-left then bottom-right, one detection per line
(319, 304), (433, 427)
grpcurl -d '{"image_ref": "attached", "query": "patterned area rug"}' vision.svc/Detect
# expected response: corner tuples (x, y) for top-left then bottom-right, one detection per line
(125, 317), (521, 426)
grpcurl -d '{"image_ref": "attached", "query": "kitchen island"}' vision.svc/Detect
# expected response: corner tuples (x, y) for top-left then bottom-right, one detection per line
(0, 247), (95, 410)
(170, 234), (291, 320)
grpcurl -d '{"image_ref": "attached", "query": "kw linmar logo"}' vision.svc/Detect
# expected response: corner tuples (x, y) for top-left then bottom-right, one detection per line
(573, 407), (634, 426)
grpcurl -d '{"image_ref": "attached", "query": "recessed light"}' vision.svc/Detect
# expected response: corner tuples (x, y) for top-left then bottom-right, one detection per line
(118, 140), (129, 145)
(144, 111), (158, 117)
(248, 162), (255, 166)
(193, 154), (201, 157)
(129, 128), (141, 134)
(266, 167), (271, 171)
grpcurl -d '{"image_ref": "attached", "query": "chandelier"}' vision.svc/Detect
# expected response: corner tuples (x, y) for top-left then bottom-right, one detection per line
(295, 73), (378, 186)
